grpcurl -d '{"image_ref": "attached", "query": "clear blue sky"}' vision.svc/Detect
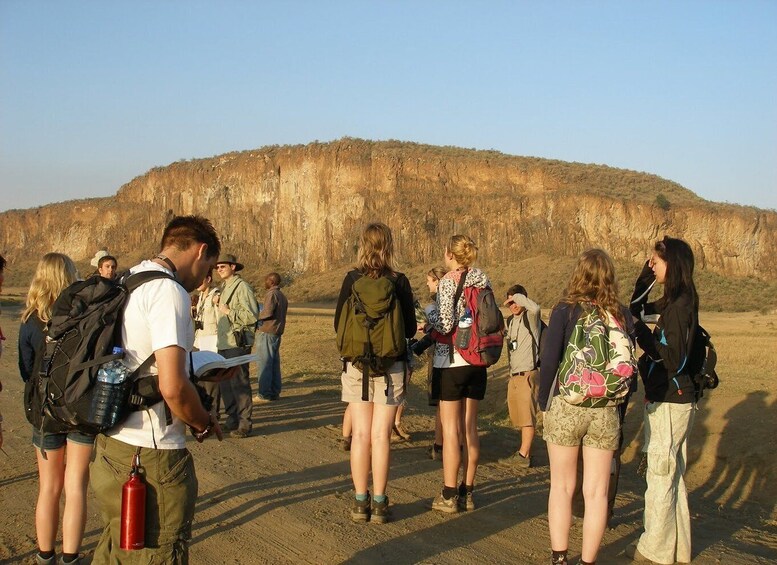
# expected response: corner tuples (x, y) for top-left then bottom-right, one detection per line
(1, 1), (775, 212)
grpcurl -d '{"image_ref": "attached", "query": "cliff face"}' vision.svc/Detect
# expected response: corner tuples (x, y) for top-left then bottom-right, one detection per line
(2, 139), (775, 280)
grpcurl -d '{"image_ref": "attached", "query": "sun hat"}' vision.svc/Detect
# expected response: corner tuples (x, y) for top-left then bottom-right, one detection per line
(216, 253), (244, 272)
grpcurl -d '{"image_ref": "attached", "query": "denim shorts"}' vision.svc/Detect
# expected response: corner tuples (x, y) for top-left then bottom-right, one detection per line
(32, 428), (95, 451)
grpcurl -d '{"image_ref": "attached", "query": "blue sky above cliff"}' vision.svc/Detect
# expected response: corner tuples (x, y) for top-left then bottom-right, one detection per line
(1, 1), (775, 212)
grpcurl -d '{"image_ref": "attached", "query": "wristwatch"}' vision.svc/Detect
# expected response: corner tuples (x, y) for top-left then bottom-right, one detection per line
(191, 415), (215, 442)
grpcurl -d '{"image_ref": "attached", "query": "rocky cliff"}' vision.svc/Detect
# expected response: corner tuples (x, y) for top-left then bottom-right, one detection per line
(2, 139), (775, 281)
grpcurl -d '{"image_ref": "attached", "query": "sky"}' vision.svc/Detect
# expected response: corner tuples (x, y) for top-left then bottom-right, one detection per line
(1, 1), (776, 212)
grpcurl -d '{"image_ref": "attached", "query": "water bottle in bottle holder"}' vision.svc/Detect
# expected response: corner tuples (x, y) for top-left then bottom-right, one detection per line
(455, 308), (473, 350)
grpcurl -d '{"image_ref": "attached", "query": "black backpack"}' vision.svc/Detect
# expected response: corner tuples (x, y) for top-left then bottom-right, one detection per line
(520, 313), (547, 368)
(24, 271), (175, 437)
(686, 323), (720, 400)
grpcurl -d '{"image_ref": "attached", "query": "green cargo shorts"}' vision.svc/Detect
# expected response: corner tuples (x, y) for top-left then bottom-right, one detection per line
(90, 434), (198, 564)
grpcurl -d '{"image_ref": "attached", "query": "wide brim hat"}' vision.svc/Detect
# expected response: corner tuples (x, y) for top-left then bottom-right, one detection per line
(90, 249), (109, 267)
(216, 253), (244, 272)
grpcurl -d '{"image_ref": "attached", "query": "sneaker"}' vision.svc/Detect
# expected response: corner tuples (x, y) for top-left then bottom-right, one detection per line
(551, 552), (568, 565)
(371, 496), (391, 524)
(431, 492), (459, 514)
(341, 436), (352, 452)
(253, 395), (271, 404)
(457, 491), (475, 511)
(58, 556), (81, 565)
(392, 423), (411, 441)
(230, 428), (250, 438)
(222, 421), (238, 432)
(427, 444), (443, 460)
(36, 554), (56, 565)
(351, 495), (371, 522)
(499, 451), (531, 468)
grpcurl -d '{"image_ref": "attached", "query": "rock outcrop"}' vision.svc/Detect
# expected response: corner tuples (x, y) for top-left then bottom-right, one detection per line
(2, 139), (775, 280)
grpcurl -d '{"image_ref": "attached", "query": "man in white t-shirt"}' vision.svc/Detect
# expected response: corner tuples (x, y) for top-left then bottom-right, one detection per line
(91, 215), (223, 563)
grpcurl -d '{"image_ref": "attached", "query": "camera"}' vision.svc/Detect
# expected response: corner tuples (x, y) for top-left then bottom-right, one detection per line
(701, 370), (719, 390)
(409, 334), (434, 356)
(194, 320), (204, 331)
(508, 339), (518, 352)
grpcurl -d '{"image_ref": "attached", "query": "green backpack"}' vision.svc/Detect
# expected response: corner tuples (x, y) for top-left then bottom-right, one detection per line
(336, 272), (406, 400)
(556, 306), (636, 408)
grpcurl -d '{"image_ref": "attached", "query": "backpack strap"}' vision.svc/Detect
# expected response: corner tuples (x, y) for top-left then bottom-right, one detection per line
(449, 269), (468, 363)
(520, 311), (539, 367)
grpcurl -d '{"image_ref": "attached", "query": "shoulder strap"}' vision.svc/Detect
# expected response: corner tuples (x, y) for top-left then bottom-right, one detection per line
(124, 270), (176, 292)
(520, 311), (539, 362)
(222, 279), (243, 307)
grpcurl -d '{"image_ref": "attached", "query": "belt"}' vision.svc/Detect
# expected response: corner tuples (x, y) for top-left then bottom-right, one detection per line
(512, 370), (534, 376)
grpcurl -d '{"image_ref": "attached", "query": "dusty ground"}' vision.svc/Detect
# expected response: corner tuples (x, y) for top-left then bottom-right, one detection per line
(1, 307), (776, 564)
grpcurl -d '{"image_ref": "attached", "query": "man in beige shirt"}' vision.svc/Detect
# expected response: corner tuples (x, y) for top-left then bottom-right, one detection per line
(254, 272), (288, 403)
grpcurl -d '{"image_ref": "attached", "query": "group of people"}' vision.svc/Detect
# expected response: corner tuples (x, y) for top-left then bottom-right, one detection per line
(336, 223), (701, 565)
(3, 215), (701, 565)
(9, 217), (289, 564)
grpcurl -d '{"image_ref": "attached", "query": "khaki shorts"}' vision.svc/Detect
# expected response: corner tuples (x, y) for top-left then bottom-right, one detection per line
(507, 370), (538, 428)
(543, 396), (620, 451)
(341, 360), (407, 405)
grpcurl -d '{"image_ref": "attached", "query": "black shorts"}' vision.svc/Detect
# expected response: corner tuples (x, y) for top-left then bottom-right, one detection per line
(439, 365), (487, 401)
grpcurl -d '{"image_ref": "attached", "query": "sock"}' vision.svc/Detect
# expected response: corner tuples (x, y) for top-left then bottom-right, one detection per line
(61, 554), (79, 564)
(355, 492), (369, 502)
(433, 443), (443, 451)
(519, 451), (528, 459)
(373, 494), (387, 503)
(579, 561), (595, 565)
(464, 484), (474, 494)
(458, 483), (466, 497)
(442, 486), (458, 500)
(551, 549), (568, 564)
(38, 550), (55, 560)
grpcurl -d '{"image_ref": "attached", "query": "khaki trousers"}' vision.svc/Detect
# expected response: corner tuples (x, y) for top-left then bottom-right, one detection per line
(91, 434), (198, 564)
(638, 401), (695, 564)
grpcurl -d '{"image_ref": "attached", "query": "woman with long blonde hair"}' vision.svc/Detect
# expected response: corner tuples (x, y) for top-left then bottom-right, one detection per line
(426, 235), (492, 513)
(538, 249), (635, 565)
(334, 223), (416, 523)
(19, 253), (93, 565)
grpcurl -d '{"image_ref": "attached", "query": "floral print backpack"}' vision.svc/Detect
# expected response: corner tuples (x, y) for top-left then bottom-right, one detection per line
(556, 305), (637, 408)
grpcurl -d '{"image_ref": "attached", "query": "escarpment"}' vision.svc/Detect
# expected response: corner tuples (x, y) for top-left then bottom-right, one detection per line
(1, 139), (775, 281)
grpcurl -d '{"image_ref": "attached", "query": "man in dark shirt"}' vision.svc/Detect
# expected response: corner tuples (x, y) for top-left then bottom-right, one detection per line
(254, 272), (289, 402)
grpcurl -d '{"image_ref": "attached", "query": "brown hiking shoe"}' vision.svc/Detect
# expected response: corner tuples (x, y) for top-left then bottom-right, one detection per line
(431, 492), (459, 514)
(351, 495), (370, 522)
(499, 450), (531, 468)
(371, 496), (391, 524)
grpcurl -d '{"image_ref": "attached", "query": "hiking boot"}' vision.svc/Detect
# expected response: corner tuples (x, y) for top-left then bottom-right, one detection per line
(371, 496), (391, 524)
(392, 423), (411, 441)
(58, 556), (81, 565)
(499, 450), (531, 468)
(551, 552), (568, 565)
(36, 554), (56, 565)
(341, 436), (352, 452)
(431, 492), (459, 514)
(457, 491), (475, 511)
(351, 495), (371, 523)
(253, 395), (271, 404)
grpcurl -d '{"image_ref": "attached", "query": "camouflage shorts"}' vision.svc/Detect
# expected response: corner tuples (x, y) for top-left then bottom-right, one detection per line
(543, 396), (620, 451)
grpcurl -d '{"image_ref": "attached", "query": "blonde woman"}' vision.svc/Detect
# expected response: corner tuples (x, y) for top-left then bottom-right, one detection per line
(334, 223), (416, 523)
(426, 235), (491, 513)
(538, 249), (635, 565)
(19, 253), (93, 565)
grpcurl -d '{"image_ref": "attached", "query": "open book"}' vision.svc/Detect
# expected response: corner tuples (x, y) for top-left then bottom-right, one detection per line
(190, 350), (254, 381)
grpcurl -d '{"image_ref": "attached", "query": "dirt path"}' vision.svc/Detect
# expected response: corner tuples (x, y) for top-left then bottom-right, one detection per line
(1, 308), (776, 564)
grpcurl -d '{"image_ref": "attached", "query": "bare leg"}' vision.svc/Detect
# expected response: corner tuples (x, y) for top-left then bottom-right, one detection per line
(547, 442), (579, 553)
(35, 446), (66, 552)
(520, 425), (535, 457)
(371, 403), (399, 495)
(581, 446), (614, 563)
(439, 399), (463, 488)
(463, 398), (480, 486)
(348, 403), (373, 494)
(62, 441), (93, 554)
(342, 404), (352, 439)
(434, 406), (443, 445)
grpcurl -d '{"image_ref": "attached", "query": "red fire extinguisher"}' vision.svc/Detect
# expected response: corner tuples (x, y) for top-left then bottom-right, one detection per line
(120, 450), (146, 550)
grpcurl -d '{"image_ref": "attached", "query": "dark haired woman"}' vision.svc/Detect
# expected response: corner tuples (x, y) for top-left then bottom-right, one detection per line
(627, 236), (699, 564)
(334, 223), (416, 523)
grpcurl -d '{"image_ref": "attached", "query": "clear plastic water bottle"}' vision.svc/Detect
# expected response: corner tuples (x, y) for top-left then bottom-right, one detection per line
(455, 308), (473, 349)
(90, 347), (131, 428)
